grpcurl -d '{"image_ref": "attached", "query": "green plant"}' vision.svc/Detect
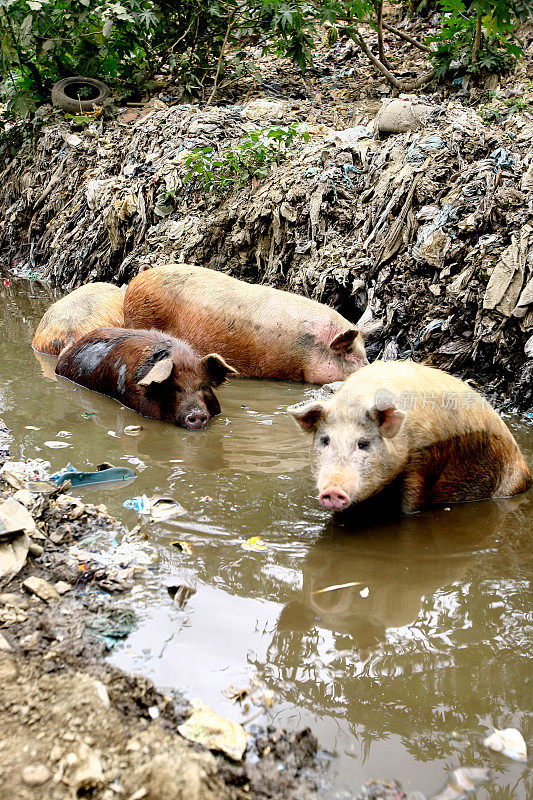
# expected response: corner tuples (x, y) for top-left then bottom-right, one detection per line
(428, 0), (530, 77)
(184, 124), (310, 196)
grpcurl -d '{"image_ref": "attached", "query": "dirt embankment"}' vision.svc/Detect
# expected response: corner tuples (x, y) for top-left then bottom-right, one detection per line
(1, 29), (532, 410)
(0, 440), (320, 800)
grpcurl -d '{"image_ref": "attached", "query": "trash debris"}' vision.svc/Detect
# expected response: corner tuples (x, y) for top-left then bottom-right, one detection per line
(50, 463), (136, 488)
(430, 767), (489, 800)
(0, 459), (51, 490)
(483, 727), (527, 761)
(84, 608), (137, 649)
(178, 698), (249, 760)
(167, 584), (196, 608)
(171, 540), (193, 554)
(124, 425), (143, 435)
(44, 440), (71, 449)
(242, 536), (267, 551)
(22, 576), (61, 603)
(123, 495), (186, 520)
(312, 581), (362, 594)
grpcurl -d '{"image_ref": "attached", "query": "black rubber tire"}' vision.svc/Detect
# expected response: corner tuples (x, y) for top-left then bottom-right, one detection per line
(51, 76), (111, 113)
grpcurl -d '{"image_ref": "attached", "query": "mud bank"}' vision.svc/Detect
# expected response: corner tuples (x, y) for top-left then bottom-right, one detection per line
(0, 443), (321, 800)
(2, 83), (533, 411)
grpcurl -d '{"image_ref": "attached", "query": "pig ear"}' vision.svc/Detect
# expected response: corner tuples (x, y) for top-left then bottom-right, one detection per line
(202, 353), (238, 387)
(369, 404), (405, 439)
(329, 329), (359, 353)
(287, 401), (328, 432)
(137, 357), (174, 386)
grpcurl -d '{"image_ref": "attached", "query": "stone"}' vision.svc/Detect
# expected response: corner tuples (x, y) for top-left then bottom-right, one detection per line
(22, 576), (61, 603)
(22, 764), (51, 786)
(376, 98), (435, 134)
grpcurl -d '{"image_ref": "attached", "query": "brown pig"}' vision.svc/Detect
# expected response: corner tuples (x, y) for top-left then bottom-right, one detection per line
(289, 360), (532, 513)
(124, 264), (374, 384)
(55, 327), (236, 430)
(32, 282), (125, 355)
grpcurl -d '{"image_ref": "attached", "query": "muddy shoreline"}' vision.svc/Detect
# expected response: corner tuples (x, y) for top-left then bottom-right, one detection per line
(0, 440), (322, 800)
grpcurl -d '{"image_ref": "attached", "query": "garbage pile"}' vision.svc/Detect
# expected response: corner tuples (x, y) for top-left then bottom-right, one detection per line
(1, 87), (532, 409)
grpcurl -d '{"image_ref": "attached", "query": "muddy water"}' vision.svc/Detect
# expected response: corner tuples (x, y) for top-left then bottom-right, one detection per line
(1, 279), (532, 799)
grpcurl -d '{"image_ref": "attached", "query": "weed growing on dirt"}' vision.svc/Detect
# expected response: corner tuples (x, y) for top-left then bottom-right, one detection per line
(184, 124), (310, 196)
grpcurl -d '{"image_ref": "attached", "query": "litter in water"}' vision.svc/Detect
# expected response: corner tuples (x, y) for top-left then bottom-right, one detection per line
(171, 540), (193, 554)
(483, 727), (527, 761)
(242, 536), (267, 551)
(50, 463), (136, 488)
(123, 495), (186, 520)
(124, 425), (143, 435)
(44, 440), (71, 449)
(312, 581), (362, 595)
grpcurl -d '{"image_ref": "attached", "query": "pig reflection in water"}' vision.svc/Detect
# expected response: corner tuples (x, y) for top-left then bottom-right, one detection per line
(276, 497), (526, 654)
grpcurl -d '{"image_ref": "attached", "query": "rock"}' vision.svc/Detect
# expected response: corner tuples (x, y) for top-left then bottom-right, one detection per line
(28, 541), (44, 557)
(22, 764), (51, 786)
(376, 98), (435, 134)
(0, 533), (30, 584)
(0, 631), (12, 651)
(66, 744), (105, 792)
(54, 580), (72, 595)
(22, 576), (61, 603)
(0, 497), (36, 538)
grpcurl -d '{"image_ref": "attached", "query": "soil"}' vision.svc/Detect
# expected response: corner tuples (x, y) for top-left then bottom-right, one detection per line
(0, 446), (321, 800)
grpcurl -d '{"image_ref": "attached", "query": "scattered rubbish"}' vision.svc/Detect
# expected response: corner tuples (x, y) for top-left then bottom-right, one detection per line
(22, 576), (61, 603)
(490, 147), (513, 171)
(359, 587), (370, 598)
(312, 581), (362, 595)
(24, 425), (41, 431)
(405, 134), (444, 163)
(50, 463), (136, 488)
(178, 698), (249, 760)
(44, 440), (71, 449)
(358, 778), (405, 800)
(171, 540), (193, 554)
(483, 727), (527, 761)
(0, 459), (51, 490)
(200, 495), (213, 502)
(123, 495), (186, 520)
(431, 767), (489, 800)
(167, 584), (196, 608)
(148, 705), (159, 719)
(124, 425), (143, 435)
(81, 411), (95, 419)
(84, 608), (137, 649)
(242, 536), (267, 551)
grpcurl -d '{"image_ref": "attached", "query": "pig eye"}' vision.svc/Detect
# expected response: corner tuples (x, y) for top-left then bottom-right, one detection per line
(358, 439), (370, 451)
(319, 435), (330, 447)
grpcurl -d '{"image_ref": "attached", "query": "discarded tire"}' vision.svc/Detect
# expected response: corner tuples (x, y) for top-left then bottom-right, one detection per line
(51, 76), (110, 114)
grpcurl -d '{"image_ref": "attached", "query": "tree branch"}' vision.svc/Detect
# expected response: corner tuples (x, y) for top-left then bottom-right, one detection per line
(381, 20), (433, 54)
(354, 29), (436, 91)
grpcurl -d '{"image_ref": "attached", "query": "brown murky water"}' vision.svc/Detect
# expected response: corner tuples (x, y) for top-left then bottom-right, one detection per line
(1, 278), (532, 799)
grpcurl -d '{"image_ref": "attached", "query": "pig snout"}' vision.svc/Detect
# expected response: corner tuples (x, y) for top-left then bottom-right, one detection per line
(318, 487), (350, 511)
(184, 409), (209, 430)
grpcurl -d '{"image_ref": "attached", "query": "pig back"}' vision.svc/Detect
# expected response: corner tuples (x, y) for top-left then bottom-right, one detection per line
(32, 283), (125, 355)
(124, 264), (359, 381)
